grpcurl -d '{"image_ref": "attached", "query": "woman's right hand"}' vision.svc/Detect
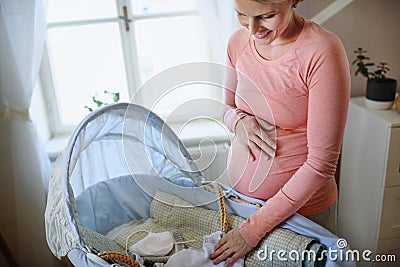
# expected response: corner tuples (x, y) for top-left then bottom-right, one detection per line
(234, 115), (276, 161)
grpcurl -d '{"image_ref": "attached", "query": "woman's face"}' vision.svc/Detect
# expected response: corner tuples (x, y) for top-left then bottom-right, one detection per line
(234, 0), (295, 46)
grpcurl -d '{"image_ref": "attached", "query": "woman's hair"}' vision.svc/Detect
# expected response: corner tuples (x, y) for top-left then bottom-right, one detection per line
(253, 0), (304, 4)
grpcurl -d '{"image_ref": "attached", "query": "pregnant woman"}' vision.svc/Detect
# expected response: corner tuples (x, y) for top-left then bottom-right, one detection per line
(210, 0), (351, 266)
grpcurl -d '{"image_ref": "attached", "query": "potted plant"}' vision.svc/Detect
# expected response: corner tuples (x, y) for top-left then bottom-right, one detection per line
(352, 47), (398, 110)
(84, 90), (120, 112)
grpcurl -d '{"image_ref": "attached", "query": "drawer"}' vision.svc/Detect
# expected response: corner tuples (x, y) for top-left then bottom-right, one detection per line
(379, 186), (400, 239)
(386, 127), (400, 187)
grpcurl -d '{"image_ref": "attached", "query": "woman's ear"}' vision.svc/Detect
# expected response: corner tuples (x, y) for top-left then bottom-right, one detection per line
(292, 0), (300, 8)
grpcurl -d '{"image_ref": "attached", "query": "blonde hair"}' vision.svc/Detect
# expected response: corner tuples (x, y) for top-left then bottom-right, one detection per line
(253, 0), (304, 4)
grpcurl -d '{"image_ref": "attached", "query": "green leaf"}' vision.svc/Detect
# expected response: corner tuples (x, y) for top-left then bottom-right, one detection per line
(93, 97), (103, 107)
(113, 92), (120, 103)
(84, 105), (93, 112)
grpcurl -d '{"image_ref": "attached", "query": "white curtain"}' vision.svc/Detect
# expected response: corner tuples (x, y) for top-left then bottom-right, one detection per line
(196, 0), (240, 64)
(0, 0), (60, 266)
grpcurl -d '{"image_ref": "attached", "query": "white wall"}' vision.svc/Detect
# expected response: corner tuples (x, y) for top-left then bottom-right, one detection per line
(298, 0), (400, 96)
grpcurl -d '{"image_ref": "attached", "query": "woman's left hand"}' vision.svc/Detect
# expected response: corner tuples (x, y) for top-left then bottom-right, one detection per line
(209, 228), (253, 266)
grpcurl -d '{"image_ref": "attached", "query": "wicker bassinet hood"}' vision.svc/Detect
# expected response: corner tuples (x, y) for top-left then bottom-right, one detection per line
(44, 103), (203, 259)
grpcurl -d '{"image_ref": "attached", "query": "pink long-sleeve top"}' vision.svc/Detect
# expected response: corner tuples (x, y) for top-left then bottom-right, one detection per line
(222, 20), (351, 247)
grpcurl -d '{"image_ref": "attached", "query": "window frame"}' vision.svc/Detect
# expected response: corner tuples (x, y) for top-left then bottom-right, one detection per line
(40, 0), (211, 136)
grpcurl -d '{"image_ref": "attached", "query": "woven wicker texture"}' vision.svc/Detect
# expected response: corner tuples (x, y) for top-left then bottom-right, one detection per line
(98, 251), (139, 267)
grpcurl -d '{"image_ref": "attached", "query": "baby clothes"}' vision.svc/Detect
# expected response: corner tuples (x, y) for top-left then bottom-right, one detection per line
(129, 231), (174, 257)
(161, 231), (244, 267)
(202, 231), (225, 257)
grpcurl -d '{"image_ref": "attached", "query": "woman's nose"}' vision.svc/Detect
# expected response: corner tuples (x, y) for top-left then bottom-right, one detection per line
(248, 18), (260, 35)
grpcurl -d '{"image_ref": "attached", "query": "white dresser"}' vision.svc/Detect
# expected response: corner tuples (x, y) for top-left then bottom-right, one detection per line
(338, 97), (400, 265)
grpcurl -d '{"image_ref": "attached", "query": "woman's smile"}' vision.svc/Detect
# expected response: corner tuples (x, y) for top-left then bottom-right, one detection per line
(254, 30), (272, 40)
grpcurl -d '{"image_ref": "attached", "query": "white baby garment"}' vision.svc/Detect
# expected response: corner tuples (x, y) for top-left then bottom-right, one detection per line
(163, 231), (244, 267)
(129, 231), (174, 257)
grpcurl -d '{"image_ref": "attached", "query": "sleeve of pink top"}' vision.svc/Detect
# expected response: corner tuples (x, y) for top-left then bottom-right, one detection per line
(221, 40), (249, 132)
(236, 37), (351, 247)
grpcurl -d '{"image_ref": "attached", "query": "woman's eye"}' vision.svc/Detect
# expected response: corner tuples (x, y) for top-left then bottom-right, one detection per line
(261, 14), (276, 19)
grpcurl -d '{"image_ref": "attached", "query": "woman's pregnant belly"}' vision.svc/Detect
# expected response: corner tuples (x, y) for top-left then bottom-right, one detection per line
(227, 135), (274, 194)
(227, 128), (308, 200)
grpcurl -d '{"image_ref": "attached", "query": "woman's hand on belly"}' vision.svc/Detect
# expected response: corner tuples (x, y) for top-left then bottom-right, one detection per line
(235, 115), (276, 161)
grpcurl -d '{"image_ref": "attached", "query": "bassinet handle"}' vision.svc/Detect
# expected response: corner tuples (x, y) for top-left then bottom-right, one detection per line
(212, 183), (228, 234)
(98, 251), (139, 267)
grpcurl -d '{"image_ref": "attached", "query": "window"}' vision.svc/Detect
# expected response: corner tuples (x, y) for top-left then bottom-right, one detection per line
(41, 0), (217, 135)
